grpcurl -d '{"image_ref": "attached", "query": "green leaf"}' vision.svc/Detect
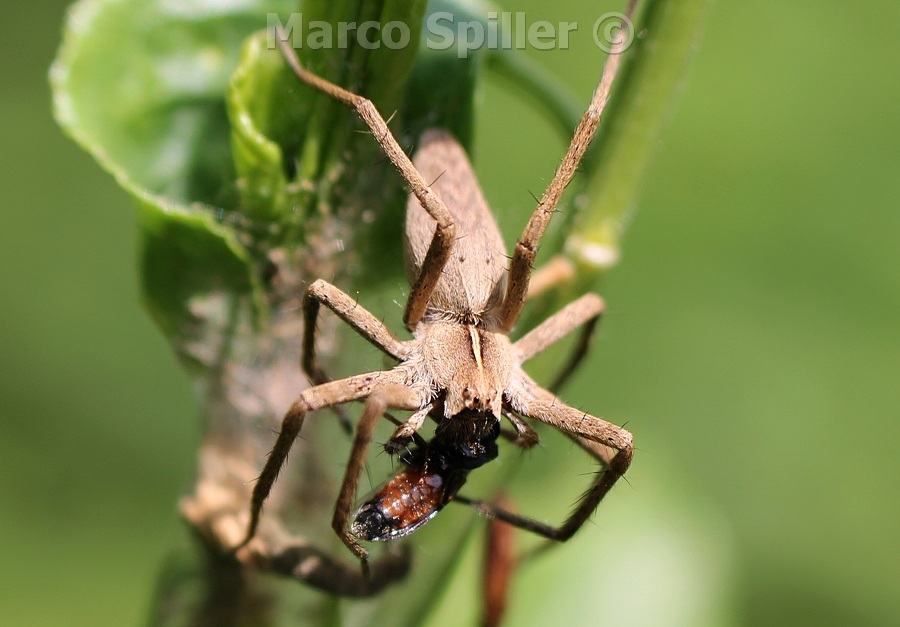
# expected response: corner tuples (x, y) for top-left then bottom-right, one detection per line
(51, 0), (295, 361)
(228, 31), (294, 227)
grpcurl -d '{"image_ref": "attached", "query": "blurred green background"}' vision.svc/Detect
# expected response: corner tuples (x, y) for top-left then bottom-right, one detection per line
(2, 1), (898, 625)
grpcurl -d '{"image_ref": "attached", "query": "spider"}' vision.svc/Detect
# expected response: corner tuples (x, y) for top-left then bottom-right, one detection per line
(237, 24), (635, 575)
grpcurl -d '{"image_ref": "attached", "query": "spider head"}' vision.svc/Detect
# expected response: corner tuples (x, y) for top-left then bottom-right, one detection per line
(419, 321), (514, 420)
(442, 371), (505, 419)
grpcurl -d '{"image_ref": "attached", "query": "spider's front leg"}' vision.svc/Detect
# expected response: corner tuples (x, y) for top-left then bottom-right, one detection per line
(302, 279), (408, 384)
(514, 292), (605, 393)
(331, 382), (423, 564)
(490, 380), (632, 541)
(498, 9), (631, 332)
(239, 370), (402, 549)
(302, 279), (411, 432)
(276, 33), (457, 331)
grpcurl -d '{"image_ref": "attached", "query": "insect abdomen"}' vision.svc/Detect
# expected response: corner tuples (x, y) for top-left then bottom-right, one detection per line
(351, 460), (453, 541)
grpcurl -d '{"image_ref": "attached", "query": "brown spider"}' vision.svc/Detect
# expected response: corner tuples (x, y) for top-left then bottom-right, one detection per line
(237, 22), (635, 576)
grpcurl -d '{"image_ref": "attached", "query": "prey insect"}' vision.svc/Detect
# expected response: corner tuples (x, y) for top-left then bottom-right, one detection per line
(352, 413), (502, 542)
(238, 12), (636, 576)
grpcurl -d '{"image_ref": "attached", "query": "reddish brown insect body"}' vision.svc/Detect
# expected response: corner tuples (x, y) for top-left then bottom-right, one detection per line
(352, 416), (500, 541)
